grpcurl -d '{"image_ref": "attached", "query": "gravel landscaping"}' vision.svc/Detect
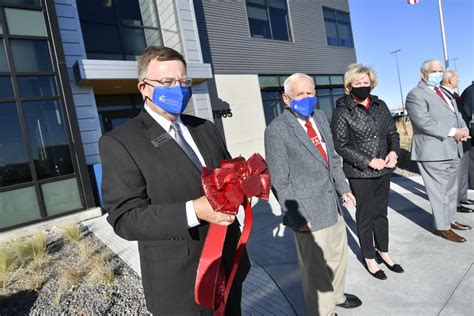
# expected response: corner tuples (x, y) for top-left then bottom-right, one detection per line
(0, 226), (149, 315)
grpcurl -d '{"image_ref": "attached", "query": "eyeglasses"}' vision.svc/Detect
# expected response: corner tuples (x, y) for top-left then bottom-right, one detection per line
(144, 78), (193, 88)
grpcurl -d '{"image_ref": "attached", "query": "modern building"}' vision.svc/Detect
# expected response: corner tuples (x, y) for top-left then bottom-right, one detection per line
(0, 0), (355, 231)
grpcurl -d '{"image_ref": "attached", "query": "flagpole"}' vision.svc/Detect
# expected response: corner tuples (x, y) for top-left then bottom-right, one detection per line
(437, 0), (449, 68)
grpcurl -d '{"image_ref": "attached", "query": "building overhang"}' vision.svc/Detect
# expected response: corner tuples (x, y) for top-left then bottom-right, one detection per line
(72, 59), (213, 95)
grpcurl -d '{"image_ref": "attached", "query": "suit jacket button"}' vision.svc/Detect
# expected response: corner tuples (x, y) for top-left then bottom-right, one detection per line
(328, 190), (333, 193)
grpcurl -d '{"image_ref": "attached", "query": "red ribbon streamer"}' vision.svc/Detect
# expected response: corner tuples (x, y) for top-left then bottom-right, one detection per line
(195, 153), (271, 314)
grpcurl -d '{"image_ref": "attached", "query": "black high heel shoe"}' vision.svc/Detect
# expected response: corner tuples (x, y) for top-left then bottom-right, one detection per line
(362, 261), (387, 280)
(376, 252), (404, 273)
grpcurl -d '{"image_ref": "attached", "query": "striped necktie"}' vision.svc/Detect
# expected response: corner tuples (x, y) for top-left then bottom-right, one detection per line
(170, 122), (203, 170)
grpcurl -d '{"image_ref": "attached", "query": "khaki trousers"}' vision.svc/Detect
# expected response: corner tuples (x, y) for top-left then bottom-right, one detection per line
(294, 214), (348, 316)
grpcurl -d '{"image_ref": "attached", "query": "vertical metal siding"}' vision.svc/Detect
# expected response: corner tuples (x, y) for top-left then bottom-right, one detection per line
(55, 0), (102, 164)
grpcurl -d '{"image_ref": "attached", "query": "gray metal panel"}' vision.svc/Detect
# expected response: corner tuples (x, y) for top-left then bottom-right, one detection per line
(55, 0), (102, 165)
(194, 0), (356, 75)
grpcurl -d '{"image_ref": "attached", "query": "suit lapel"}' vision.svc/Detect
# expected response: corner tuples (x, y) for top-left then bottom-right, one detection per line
(140, 111), (201, 182)
(313, 113), (332, 168)
(283, 111), (328, 168)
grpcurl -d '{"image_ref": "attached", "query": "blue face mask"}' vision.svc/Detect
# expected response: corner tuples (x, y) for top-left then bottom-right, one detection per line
(426, 72), (443, 87)
(150, 85), (191, 115)
(289, 96), (318, 117)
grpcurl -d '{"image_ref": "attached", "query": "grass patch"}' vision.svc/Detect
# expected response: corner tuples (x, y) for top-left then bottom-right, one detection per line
(0, 246), (20, 294)
(77, 240), (95, 262)
(396, 119), (413, 150)
(62, 224), (82, 243)
(88, 254), (114, 285)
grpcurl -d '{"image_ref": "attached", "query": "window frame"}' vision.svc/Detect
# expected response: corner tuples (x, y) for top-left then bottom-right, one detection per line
(0, 0), (90, 231)
(322, 6), (354, 48)
(245, 0), (293, 42)
(77, 0), (163, 60)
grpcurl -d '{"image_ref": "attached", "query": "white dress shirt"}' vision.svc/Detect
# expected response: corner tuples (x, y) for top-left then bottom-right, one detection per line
(298, 116), (328, 153)
(145, 104), (203, 228)
(427, 85), (457, 137)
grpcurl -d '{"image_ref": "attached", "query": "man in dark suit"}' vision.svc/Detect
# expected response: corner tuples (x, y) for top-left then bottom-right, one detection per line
(99, 46), (249, 315)
(461, 81), (474, 189)
(441, 71), (474, 213)
(264, 73), (361, 315)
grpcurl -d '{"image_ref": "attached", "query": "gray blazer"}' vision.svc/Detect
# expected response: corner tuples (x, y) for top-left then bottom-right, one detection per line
(406, 81), (466, 161)
(264, 109), (351, 232)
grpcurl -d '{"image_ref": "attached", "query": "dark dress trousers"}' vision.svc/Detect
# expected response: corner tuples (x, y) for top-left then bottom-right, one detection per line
(99, 110), (250, 315)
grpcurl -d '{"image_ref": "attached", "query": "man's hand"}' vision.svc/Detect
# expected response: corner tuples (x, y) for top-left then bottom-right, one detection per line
(369, 158), (386, 171)
(193, 196), (235, 226)
(298, 222), (312, 232)
(384, 151), (398, 169)
(454, 128), (470, 142)
(342, 192), (357, 207)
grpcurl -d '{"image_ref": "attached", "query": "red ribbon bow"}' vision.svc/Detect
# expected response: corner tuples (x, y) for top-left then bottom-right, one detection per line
(195, 153), (271, 315)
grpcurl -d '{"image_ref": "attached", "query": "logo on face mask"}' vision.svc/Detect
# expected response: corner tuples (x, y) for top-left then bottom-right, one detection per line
(289, 96), (317, 117)
(151, 85), (191, 115)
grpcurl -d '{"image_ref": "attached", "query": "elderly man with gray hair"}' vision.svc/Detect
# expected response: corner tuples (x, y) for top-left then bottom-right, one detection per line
(440, 69), (474, 214)
(406, 59), (472, 243)
(264, 73), (361, 315)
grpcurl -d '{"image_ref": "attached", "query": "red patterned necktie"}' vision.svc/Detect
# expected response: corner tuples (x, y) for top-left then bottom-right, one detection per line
(454, 92), (464, 107)
(433, 86), (449, 105)
(304, 120), (328, 163)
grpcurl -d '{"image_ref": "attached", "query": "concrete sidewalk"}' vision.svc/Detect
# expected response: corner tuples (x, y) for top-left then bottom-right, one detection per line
(84, 175), (474, 315)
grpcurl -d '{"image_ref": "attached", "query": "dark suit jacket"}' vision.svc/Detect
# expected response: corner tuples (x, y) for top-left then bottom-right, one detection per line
(99, 110), (250, 315)
(461, 83), (474, 146)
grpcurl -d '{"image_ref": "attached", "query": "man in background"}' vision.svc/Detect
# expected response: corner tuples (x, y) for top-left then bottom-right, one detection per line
(461, 81), (474, 190)
(440, 70), (474, 213)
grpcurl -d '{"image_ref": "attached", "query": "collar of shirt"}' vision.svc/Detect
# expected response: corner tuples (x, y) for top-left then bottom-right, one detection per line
(297, 116), (327, 151)
(427, 85), (454, 111)
(355, 96), (371, 110)
(441, 85), (455, 94)
(144, 104), (184, 137)
(144, 104), (206, 167)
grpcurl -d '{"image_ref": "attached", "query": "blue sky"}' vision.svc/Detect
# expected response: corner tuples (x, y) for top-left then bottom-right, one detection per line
(348, 0), (473, 109)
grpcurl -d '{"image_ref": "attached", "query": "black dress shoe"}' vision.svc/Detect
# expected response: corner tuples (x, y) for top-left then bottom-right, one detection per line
(457, 205), (474, 213)
(363, 262), (387, 280)
(375, 252), (404, 273)
(460, 199), (474, 205)
(336, 294), (362, 309)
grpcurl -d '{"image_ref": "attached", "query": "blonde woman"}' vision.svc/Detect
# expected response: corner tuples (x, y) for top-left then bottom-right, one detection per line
(331, 64), (402, 280)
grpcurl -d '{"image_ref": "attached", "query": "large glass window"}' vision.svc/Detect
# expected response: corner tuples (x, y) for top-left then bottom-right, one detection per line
(0, 187), (41, 230)
(10, 39), (52, 72)
(323, 7), (354, 48)
(0, 39), (8, 71)
(0, 102), (32, 187)
(0, 76), (14, 98)
(0, 0), (86, 230)
(22, 100), (74, 180)
(17, 76), (58, 97)
(96, 94), (143, 133)
(77, 0), (162, 60)
(41, 178), (83, 216)
(246, 0), (292, 41)
(4, 8), (47, 36)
